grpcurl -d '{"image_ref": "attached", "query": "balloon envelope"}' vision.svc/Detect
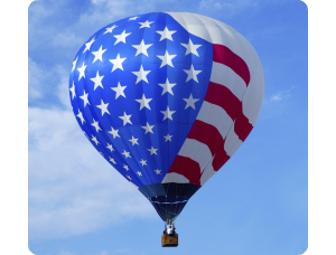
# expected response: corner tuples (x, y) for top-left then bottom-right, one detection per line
(69, 12), (263, 222)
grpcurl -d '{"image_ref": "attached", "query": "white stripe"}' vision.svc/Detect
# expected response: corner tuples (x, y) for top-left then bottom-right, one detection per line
(242, 66), (264, 125)
(178, 138), (213, 172)
(200, 164), (215, 185)
(162, 172), (190, 184)
(224, 127), (243, 157)
(197, 101), (233, 138)
(210, 62), (246, 100)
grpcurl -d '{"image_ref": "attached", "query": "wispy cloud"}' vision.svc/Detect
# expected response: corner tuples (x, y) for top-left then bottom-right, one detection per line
(198, 0), (259, 16)
(269, 86), (294, 103)
(29, 107), (153, 240)
(28, 57), (68, 108)
(28, 57), (45, 100)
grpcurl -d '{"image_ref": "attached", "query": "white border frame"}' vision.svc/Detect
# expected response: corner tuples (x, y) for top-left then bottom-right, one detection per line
(0, 0), (334, 254)
(0, 0), (33, 254)
(304, 0), (336, 254)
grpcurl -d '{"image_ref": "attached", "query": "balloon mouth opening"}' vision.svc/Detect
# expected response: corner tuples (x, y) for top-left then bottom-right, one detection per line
(138, 183), (199, 221)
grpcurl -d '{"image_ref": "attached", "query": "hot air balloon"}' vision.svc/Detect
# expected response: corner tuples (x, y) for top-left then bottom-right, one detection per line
(69, 12), (263, 247)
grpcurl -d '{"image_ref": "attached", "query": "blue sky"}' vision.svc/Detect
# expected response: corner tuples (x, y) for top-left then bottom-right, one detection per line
(28, 0), (307, 254)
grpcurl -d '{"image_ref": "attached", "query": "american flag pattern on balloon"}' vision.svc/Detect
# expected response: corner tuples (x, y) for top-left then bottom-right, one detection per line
(69, 12), (263, 188)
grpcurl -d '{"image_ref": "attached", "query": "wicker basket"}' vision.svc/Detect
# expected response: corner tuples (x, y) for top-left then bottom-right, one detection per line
(161, 232), (179, 247)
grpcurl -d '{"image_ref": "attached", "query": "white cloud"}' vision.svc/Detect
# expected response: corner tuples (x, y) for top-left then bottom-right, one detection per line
(270, 94), (283, 102)
(29, 57), (69, 106)
(56, 67), (72, 109)
(51, 31), (81, 49)
(198, 0), (259, 16)
(77, 0), (151, 30)
(76, 0), (188, 32)
(269, 87), (294, 103)
(29, 0), (53, 19)
(28, 58), (44, 100)
(29, 107), (153, 240)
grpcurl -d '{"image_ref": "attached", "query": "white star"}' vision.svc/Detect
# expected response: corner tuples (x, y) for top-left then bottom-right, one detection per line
(183, 94), (199, 110)
(123, 164), (129, 171)
(164, 134), (173, 142)
(71, 57), (78, 72)
(111, 82), (127, 99)
(91, 120), (102, 132)
(77, 63), (87, 80)
(138, 20), (154, 28)
(161, 106), (176, 121)
(135, 94), (152, 110)
(104, 24), (117, 34)
(114, 30), (131, 45)
(91, 135), (99, 145)
(154, 169), (161, 175)
(109, 54), (126, 72)
(76, 111), (85, 124)
(129, 16), (139, 20)
(126, 175), (132, 180)
(157, 50), (176, 68)
(96, 99), (110, 116)
(142, 122), (154, 134)
(136, 171), (143, 176)
(139, 159), (147, 166)
(69, 82), (76, 99)
(148, 146), (158, 155)
(129, 136), (139, 146)
(90, 71), (104, 90)
(109, 157), (117, 165)
(184, 64), (202, 83)
(106, 143), (114, 152)
(156, 26), (176, 41)
(132, 40), (152, 57)
(158, 78), (176, 95)
(80, 90), (90, 107)
(119, 112), (132, 126)
(181, 39), (202, 56)
(108, 127), (120, 139)
(132, 65), (150, 84)
(83, 37), (95, 53)
(122, 150), (131, 158)
(91, 45), (106, 63)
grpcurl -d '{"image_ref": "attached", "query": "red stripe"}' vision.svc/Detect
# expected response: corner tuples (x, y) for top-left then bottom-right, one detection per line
(205, 82), (253, 141)
(188, 120), (224, 156)
(169, 156), (201, 186)
(205, 82), (241, 119)
(212, 150), (230, 171)
(213, 44), (250, 85)
(234, 114), (253, 141)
